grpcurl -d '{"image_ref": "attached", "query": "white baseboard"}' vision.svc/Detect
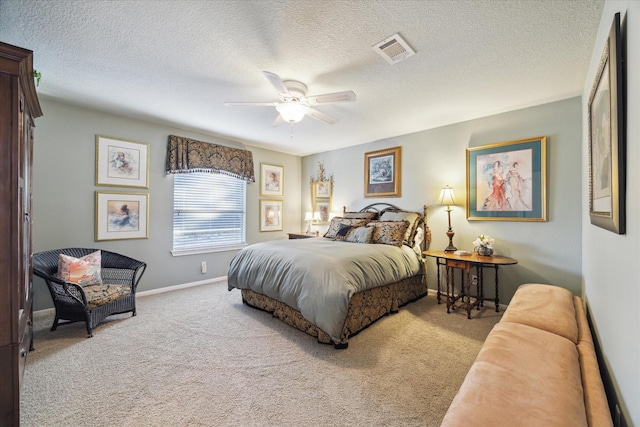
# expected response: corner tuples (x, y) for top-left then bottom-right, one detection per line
(137, 276), (227, 297)
(33, 276), (227, 320)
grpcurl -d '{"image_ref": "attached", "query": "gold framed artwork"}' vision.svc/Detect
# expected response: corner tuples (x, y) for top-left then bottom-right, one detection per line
(260, 200), (283, 232)
(96, 135), (149, 188)
(260, 163), (284, 197)
(588, 12), (625, 234)
(95, 192), (149, 241)
(466, 136), (546, 221)
(364, 146), (401, 197)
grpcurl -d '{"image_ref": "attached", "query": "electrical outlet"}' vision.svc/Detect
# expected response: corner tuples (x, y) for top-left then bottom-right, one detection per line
(201, 261), (207, 274)
(471, 275), (478, 286)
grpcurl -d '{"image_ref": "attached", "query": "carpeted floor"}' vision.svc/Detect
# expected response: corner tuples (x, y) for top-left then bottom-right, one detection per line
(21, 281), (502, 427)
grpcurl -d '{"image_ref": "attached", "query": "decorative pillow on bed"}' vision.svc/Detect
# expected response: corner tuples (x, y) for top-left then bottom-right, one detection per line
(342, 211), (377, 220)
(345, 226), (374, 244)
(379, 210), (422, 247)
(366, 220), (410, 247)
(58, 250), (103, 287)
(324, 217), (369, 239)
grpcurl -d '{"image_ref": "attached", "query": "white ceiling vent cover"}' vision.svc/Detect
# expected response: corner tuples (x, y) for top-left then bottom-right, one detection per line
(373, 33), (416, 65)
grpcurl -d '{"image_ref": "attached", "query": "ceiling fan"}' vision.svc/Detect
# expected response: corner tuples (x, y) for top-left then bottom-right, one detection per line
(224, 71), (356, 125)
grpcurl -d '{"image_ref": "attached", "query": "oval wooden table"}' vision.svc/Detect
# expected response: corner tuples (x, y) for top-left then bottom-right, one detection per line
(423, 250), (518, 319)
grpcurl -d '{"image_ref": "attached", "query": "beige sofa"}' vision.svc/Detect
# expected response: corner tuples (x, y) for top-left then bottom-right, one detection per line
(441, 283), (613, 427)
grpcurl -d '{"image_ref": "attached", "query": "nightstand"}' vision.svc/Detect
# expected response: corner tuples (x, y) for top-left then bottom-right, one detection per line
(287, 232), (317, 240)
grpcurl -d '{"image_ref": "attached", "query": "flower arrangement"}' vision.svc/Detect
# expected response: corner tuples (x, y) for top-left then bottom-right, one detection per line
(472, 234), (495, 248)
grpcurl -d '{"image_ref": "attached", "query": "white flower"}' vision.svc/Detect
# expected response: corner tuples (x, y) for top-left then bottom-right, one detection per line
(473, 234), (495, 247)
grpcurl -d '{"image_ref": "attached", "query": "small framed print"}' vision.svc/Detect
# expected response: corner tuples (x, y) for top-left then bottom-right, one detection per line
(315, 201), (330, 223)
(95, 192), (149, 241)
(260, 200), (283, 232)
(260, 163), (284, 197)
(364, 146), (401, 197)
(96, 135), (150, 188)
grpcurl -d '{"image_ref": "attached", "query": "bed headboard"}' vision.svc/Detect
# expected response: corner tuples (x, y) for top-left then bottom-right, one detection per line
(342, 203), (432, 246)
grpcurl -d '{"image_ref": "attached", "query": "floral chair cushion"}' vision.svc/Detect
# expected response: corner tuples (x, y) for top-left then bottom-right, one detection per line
(84, 284), (131, 308)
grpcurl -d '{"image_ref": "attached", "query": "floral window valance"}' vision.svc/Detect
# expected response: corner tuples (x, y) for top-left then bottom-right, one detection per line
(165, 135), (255, 182)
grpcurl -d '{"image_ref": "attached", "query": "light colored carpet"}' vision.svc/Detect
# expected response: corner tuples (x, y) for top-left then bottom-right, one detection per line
(21, 282), (501, 427)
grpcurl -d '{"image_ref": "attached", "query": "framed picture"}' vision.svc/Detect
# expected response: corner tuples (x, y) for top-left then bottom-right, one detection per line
(314, 181), (331, 197)
(364, 146), (401, 197)
(260, 200), (283, 232)
(314, 201), (330, 223)
(96, 135), (149, 188)
(466, 136), (546, 221)
(260, 163), (284, 197)
(588, 13), (625, 234)
(95, 192), (149, 241)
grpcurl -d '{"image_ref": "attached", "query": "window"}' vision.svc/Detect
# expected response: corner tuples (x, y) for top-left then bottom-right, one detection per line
(172, 173), (246, 254)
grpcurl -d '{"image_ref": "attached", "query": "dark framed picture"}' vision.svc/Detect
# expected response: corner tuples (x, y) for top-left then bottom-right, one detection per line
(364, 146), (401, 197)
(95, 192), (149, 241)
(588, 12), (625, 234)
(467, 136), (546, 221)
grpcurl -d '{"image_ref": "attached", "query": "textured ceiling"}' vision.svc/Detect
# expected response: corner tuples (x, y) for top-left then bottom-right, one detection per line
(0, 0), (603, 156)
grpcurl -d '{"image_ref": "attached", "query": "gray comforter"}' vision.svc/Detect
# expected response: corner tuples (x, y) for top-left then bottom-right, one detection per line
(227, 237), (421, 342)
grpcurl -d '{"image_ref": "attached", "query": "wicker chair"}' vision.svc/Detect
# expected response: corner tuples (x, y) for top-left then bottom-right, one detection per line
(33, 248), (146, 337)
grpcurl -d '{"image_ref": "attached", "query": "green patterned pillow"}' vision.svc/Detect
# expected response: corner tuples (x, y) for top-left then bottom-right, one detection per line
(366, 220), (410, 247)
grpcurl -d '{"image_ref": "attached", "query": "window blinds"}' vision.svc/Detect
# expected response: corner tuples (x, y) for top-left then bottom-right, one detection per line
(173, 173), (246, 251)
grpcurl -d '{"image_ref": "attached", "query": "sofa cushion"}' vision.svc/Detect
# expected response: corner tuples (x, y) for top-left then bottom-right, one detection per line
(574, 297), (614, 427)
(441, 321), (587, 427)
(501, 283), (578, 343)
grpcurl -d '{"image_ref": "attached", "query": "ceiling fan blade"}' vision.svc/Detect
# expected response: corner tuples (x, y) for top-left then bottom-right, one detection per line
(306, 108), (338, 124)
(224, 102), (279, 107)
(262, 71), (290, 96)
(306, 90), (356, 105)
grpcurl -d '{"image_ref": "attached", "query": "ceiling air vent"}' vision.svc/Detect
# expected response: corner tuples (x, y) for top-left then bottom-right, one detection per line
(372, 33), (416, 65)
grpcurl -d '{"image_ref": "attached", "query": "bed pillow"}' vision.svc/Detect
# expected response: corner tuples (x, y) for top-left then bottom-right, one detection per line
(334, 224), (355, 241)
(379, 210), (421, 246)
(345, 226), (373, 244)
(366, 220), (410, 247)
(342, 211), (376, 220)
(324, 217), (369, 239)
(58, 250), (103, 287)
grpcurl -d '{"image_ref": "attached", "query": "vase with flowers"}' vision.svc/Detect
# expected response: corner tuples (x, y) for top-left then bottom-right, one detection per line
(473, 234), (495, 256)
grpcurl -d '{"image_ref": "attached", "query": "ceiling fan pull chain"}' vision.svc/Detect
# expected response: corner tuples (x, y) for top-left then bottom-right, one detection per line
(290, 122), (294, 139)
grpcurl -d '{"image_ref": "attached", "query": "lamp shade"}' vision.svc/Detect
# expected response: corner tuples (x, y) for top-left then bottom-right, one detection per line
(304, 212), (313, 221)
(438, 186), (456, 206)
(276, 103), (308, 123)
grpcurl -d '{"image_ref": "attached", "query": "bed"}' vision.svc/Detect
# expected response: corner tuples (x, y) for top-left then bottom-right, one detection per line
(227, 203), (431, 348)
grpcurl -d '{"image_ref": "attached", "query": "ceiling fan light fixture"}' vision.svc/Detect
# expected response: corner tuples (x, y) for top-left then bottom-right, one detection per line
(276, 103), (308, 123)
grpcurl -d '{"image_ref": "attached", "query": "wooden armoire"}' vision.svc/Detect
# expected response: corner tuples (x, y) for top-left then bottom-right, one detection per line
(0, 42), (43, 426)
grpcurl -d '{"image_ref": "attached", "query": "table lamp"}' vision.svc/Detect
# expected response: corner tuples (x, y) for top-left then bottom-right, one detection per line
(304, 212), (313, 234)
(439, 185), (457, 252)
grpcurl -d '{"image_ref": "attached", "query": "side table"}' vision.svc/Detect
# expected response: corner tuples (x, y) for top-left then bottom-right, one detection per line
(423, 250), (518, 319)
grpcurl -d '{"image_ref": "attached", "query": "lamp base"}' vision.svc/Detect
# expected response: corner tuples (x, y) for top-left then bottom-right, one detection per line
(444, 229), (457, 252)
